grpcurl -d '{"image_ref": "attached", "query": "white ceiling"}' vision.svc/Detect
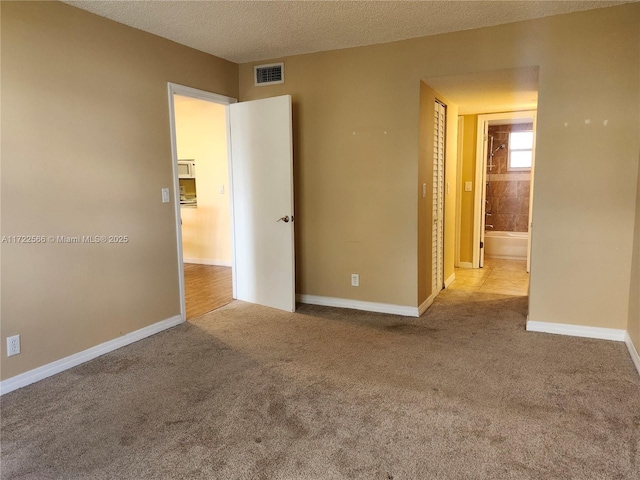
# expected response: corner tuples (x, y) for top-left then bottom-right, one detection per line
(425, 67), (539, 115)
(63, 0), (633, 64)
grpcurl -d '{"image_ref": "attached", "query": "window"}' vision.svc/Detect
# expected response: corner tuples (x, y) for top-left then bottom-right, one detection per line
(508, 131), (534, 171)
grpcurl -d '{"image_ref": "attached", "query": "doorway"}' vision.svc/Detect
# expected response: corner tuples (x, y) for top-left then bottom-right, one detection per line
(169, 87), (237, 320)
(473, 111), (537, 273)
(168, 84), (296, 319)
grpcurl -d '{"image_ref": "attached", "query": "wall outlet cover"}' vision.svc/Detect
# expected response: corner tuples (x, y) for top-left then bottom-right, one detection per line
(7, 335), (20, 356)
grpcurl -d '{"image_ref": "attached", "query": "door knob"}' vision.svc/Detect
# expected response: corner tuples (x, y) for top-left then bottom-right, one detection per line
(277, 215), (290, 223)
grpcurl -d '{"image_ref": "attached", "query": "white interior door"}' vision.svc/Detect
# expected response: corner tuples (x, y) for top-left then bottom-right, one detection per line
(229, 95), (295, 312)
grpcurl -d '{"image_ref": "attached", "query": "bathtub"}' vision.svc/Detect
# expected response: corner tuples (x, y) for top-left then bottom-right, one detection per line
(484, 231), (528, 260)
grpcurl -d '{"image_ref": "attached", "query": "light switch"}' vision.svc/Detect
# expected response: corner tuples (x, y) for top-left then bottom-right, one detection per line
(422, 183), (427, 198)
(465, 181), (473, 192)
(161, 188), (170, 203)
(219, 185), (225, 194)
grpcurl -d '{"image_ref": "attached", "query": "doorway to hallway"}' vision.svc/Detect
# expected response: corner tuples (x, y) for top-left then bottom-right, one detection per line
(449, 257), (529, 296)
(184, 264), (233, 319)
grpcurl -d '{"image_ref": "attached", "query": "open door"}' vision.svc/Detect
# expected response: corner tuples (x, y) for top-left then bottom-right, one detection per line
(228, 95), (295, 312)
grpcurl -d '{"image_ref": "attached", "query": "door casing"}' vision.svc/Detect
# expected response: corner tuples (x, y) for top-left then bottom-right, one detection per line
(472, 110), (537, 270)
(167, 83), (237, 321)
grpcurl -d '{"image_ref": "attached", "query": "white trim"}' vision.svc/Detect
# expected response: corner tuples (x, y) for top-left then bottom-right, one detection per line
(486, 254), (527, 261)
(419, 291), (438, 316)
(0, 315), (183, 396)
(625, 333), (640, 376)
(183, 258), (232, 267)
(167, 83), (238, 321)
(473, 115), (487, 268)
(224, 104), (238, 300)
(454, 117), (464, 268)
(169, 84), (236, 105)
(458, 262), (474, 269)
(297, 294), (419, 317)
(526, 320), (626, 342)
(526, 115), (537, 274)
(167, 86), (187, 321)
(444, 272), (455, 288)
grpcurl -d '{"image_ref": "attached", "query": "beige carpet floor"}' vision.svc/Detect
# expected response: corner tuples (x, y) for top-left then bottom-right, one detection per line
(2, 290), (639, 479)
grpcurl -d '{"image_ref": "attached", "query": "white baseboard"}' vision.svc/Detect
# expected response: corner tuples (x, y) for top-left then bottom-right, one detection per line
(458, 262), (474, 269)
(297, 294), (419, 317)
(0, 315), (184, 396)
(418, 291), (438, 316)
(444, 273), (455, 288)
(625, 333), (640, 376)
(183, 258), (232, 267)
(526, 320), (627, 341)
(487, 254), (526, 261)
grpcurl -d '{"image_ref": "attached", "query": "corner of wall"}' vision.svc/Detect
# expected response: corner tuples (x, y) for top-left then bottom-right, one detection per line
(626, 149), (640, 373)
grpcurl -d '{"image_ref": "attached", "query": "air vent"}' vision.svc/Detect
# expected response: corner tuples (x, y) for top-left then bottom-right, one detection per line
(254, 62), (284, 86)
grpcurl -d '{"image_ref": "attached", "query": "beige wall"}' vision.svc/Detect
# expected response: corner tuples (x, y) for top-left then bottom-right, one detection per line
(0, 1), (238, 380)
(527, 7), (639, 330)
(459, 116), (478, 264)
(240, 50), (421, 306)
(239, 4), (640, 327)
(175, 98), (232, 264)
(628, 151), (640, 353)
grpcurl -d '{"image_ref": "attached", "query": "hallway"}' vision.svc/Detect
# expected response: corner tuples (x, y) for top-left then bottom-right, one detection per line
(450, 257), (529, 296)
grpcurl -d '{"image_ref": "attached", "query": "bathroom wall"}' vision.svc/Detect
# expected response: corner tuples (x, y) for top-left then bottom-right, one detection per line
(486, 124), (532, 232)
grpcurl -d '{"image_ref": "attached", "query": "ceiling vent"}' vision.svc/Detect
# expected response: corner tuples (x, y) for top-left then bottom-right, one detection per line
(254, 62), (284, 86)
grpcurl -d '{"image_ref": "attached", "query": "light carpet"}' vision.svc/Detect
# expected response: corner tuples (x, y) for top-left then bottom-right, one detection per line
(2, 290), (639, 479)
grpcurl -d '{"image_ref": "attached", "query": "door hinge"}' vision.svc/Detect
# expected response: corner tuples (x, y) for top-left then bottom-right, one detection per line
(480, 241), (484, 248)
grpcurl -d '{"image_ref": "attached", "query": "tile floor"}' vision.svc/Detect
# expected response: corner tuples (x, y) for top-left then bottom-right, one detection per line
(449, 257), (529, 296)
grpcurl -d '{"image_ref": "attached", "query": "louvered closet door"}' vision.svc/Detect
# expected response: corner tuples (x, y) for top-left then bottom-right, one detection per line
(432, 101), (445, 295)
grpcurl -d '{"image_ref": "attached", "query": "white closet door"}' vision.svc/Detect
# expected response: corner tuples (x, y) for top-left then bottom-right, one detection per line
(432, 101), (445, 295)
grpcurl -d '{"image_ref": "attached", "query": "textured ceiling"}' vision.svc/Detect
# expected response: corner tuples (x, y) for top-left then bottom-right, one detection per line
(63, 1), (633, 64)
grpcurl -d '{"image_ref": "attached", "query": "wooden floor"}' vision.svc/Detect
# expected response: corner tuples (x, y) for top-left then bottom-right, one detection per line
(184, 264), (233, 320)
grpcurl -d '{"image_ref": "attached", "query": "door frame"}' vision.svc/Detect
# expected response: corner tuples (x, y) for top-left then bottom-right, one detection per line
(433, 99), (446, 294)
(454, 116), (464, 268)
(472, 110), (537, 269)
(167, 83), (237, 321)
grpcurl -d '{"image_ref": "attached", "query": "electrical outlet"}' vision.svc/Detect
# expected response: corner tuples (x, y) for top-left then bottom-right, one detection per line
(351, 274), (359, 287)
(7, 335), (20, 357)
